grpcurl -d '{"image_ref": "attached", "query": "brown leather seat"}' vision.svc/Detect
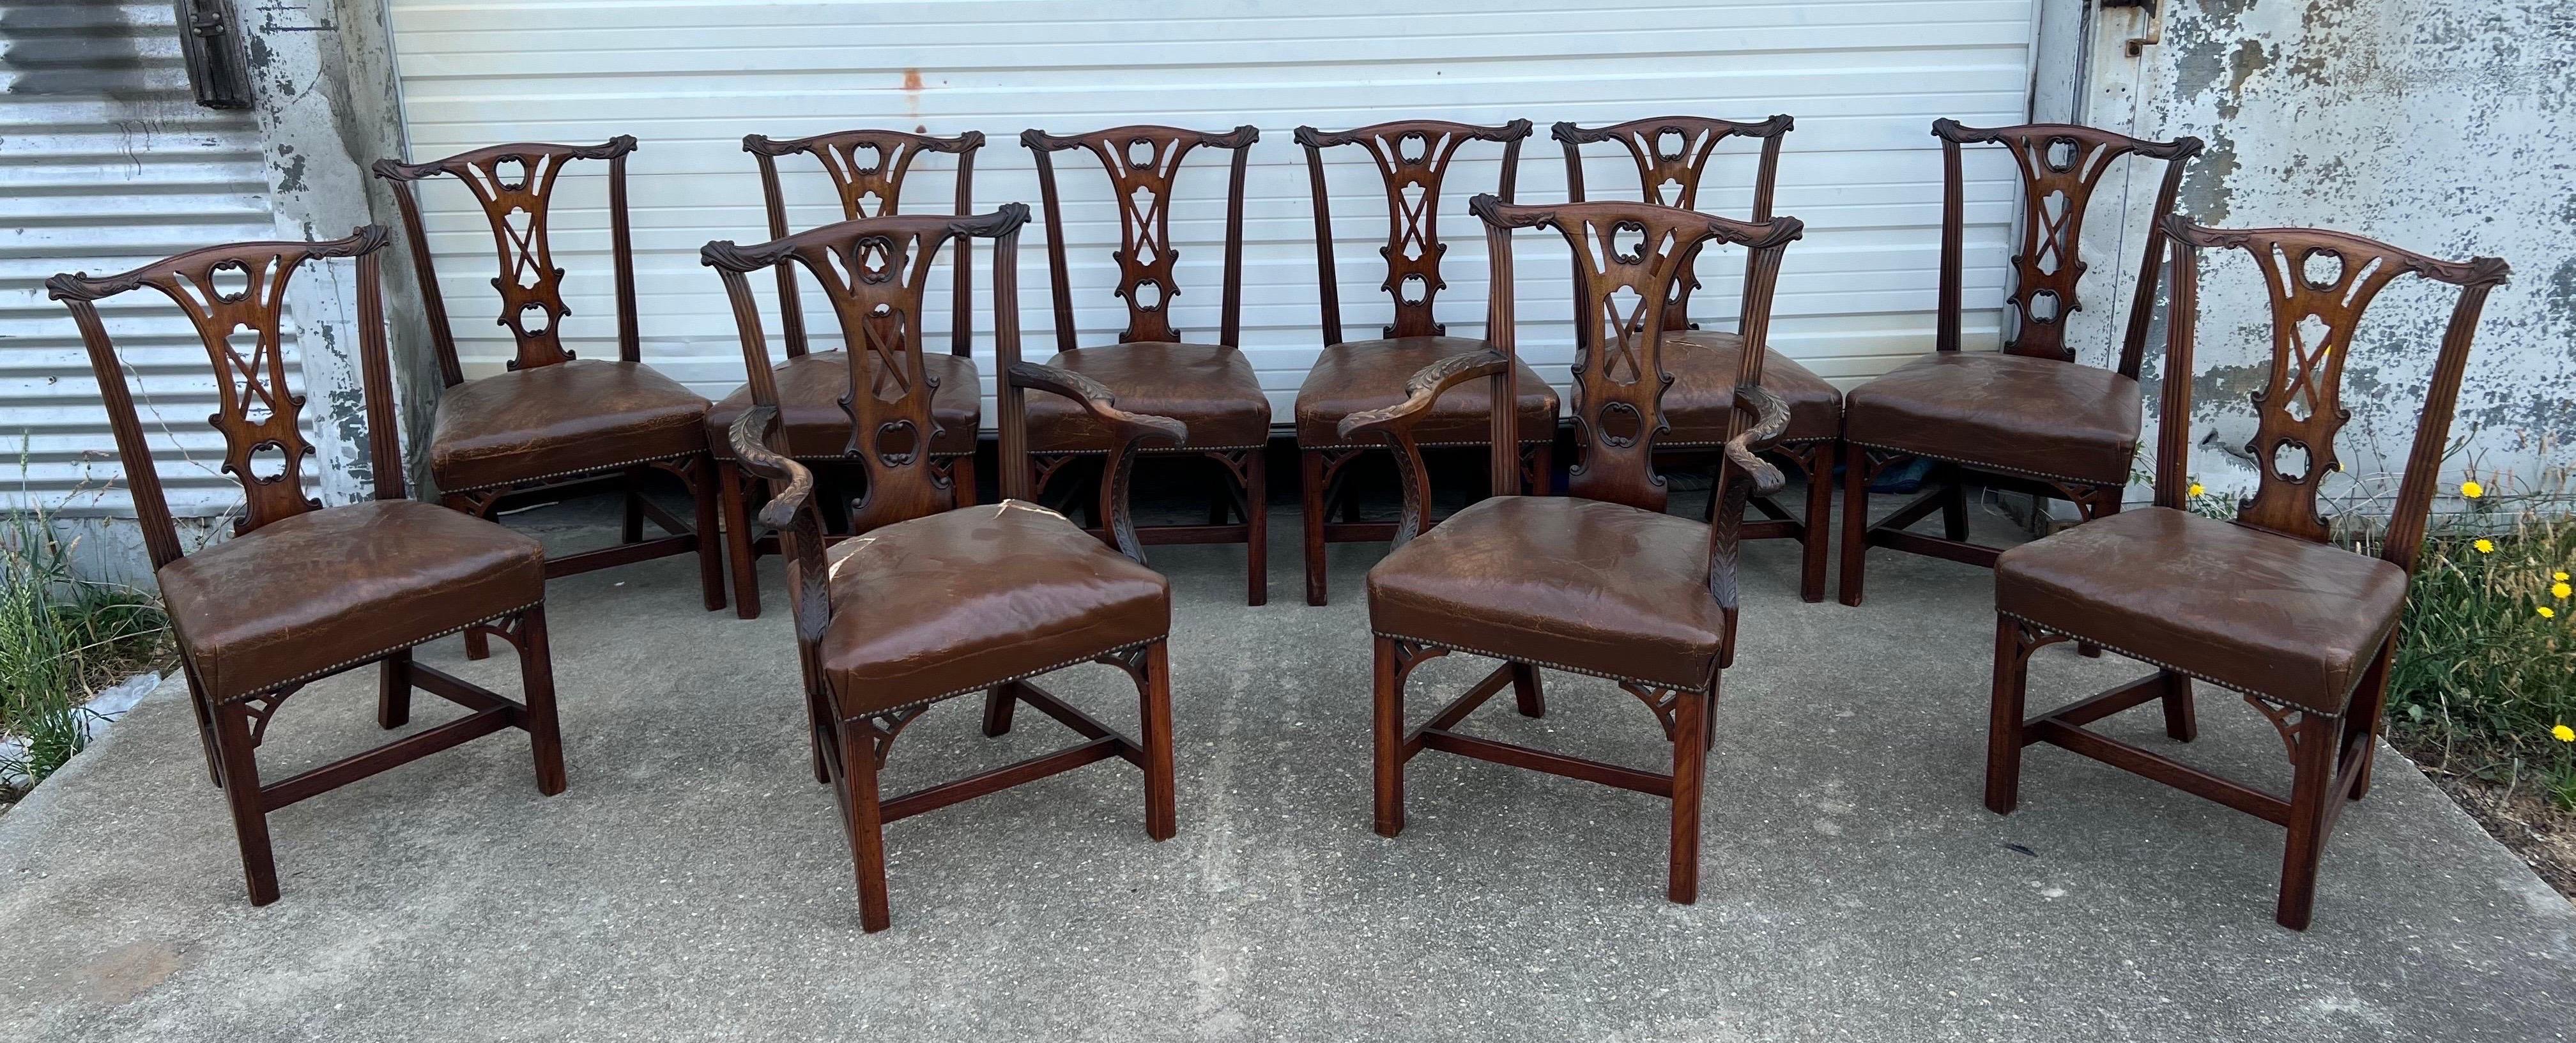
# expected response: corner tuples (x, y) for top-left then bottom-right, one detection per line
(1657, 331), (1842, 445)
(158, 499), (547, 702)
(1996, 506), (2408, 712)
(430, 358), (710, 491)
(1025, 342), (1271, 452)
(705, 351), (981, 460)
(818, 500), (1171, 715)
(1843, 352), (2141, 483)
(1294, 336), (1558, 448)
(1368, 496), (1727, 691)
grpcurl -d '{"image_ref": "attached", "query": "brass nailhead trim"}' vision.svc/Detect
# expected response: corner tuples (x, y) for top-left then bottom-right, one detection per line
(1997, 610), (2339, 719)
(212, 598), (546, 704)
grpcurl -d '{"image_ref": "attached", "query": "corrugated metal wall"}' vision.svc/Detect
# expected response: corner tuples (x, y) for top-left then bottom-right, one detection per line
(1, 1), (288, 518)
(383, 0), (2039, 418)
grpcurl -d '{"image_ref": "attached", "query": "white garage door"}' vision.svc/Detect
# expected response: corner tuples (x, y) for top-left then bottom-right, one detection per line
(385, 0), (2038, 419)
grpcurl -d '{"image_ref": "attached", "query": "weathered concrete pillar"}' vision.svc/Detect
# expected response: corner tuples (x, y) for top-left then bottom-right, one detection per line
(240, 0), (435, 501)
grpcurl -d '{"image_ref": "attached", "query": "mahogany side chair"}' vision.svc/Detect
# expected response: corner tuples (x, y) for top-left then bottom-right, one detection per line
(707, 129), (986, 619)
(1987, 218), (2507, 930)
(1351, 194), (1800, 904)
(1837, 120), (2201, 607)
(49, 228), (565, 905)
(1555, 115), (1843, 602)
(703, 203), (1186, 933)
(1289, 119), (1560, 606)
(374, 136), (726, 655)
(1021, 125), (1272, 605)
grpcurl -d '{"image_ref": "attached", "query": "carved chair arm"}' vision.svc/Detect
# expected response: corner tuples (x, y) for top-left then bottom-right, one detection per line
(1006, 361), (1187, 562)
(728, 405), (831, 643)
(1335, 348), (1512, 547)
(1706, 381), (1793, 612)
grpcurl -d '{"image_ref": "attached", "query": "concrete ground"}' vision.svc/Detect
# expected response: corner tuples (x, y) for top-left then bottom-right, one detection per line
(4, 486), (2573, 1042)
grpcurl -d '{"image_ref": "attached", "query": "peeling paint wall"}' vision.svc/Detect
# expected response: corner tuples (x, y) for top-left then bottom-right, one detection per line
(2137, 0), (2575, 507)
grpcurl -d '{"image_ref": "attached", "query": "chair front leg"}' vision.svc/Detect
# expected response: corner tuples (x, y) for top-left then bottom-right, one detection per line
(2276, 711), (2342, 931)
(1797, 443), (1834, 603)
(1243, 448), (1268, 606)
(1984, 613), (2036, 814)
(1836, 441), (1874, 607)
(1667, 686), (1710, 905)
(1372, 636), (1407, 838)
(1300, 448), (1330, 605)
(716, 460), (762, 620)
(513, 605), (568, 796)
(836, 715), (893, 933)
(377, 648), (412, 729)
(210, 699), (279, 905)
(1138, 641), (1177, 841)
(689, 454), (728, 613)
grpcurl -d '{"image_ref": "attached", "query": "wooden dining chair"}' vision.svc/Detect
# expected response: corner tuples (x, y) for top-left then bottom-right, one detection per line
(707, 129), (986, 618)
(1987, 218), (2507, 929)
(1021, 125), (1271, 605)
(1555, 115), (1842, 602)
(703, 203), (1185, 933)
(49, 227), (565, 905)
(1837, 119), (2200, 606)
(1289, 118), (1559, 606)
(1351, 194), (1799, 904)
(374, 136), (726, 655)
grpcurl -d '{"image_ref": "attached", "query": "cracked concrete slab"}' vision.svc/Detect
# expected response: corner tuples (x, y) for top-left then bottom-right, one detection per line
(3, 494), (2571, 1041)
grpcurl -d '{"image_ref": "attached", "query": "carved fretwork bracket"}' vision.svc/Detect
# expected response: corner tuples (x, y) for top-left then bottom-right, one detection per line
(238, 687), (301, 747)
(1619, 683), (1686, 740)
(855, 704), (930, 768)
(2243, 695), (2310, 762)
(1387, 639), (1450, 687)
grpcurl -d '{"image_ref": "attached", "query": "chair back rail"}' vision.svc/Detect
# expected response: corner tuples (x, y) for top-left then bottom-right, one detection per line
(1931, 120), (2202, 376)
(2156, 219), (2508, 570)
(1022, 125), (1259, 349)
(373, 137), (640, 383)
(744, 129), (984, 358)
(1294, 118), (1531, 344)
(47, 227), (402, 566)
(1554, 114), (1792, 335)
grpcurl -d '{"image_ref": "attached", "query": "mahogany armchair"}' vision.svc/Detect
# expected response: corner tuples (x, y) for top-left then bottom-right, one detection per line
(1351, 195), (1800, 904)
(49, 229), (565, 905)
(702, 203), (1186, 933)
(707, 129), (986, 619)
(1837, 120), (2200, 607)
(1556, 115), (1843, 602)
(1289, 119), (1560, 606)
(1987, 218), (2507, 929)
(1021, 125), (1272, 605)
(374, 137), (726, 653)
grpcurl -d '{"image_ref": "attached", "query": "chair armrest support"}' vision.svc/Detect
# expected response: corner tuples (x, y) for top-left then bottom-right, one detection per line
(1006, 361), (1187, 562)
(1335, 348), (1511, 547)
(728, 405), (831, 644)
(1707, 383), (1793, 613)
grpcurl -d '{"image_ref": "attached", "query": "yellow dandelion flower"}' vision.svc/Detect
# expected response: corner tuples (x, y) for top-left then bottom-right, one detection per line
(2474, 538), (2495, 554)
(2541, 605), (2559, 620)
(2557, 570), (2570, 582)
(2187, 482), (2205, 498)
(2460, 480), (2485, 499)
(2556, 724), (2576, 743)
(2555, 582), (2572, 600)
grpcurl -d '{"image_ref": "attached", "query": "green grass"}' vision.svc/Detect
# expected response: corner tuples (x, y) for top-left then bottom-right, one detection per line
(2385, 501), (2576, 809)
(0, 501), (171, 804)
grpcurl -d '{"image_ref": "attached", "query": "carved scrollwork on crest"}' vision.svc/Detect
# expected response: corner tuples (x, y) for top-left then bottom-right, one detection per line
(1297, 119), (1531, 339)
